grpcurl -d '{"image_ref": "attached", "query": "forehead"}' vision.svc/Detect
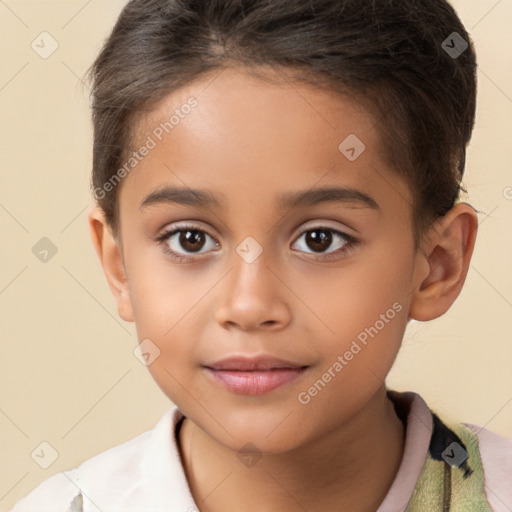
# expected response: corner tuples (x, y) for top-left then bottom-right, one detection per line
(136, 66), (376, 159)
(121, 66), (410, 216)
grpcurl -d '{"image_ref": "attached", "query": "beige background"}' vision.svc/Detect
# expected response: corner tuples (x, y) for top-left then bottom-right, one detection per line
(1, 1), (511, 510)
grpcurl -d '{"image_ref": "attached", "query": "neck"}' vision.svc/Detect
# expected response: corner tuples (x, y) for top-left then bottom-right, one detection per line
(178, 386), (405, 512)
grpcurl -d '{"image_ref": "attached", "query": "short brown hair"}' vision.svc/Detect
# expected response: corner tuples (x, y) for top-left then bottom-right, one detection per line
(86, 0), (477, 243)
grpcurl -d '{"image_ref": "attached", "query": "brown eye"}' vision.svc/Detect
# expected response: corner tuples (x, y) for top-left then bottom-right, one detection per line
(157, 224), (219, 262)
(292, 226), (356, 260)
(304, 229), (333, 253)
(177, 229), (207, 253)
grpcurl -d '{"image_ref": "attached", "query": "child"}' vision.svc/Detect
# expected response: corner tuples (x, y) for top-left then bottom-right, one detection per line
(10, 0), (512, 511)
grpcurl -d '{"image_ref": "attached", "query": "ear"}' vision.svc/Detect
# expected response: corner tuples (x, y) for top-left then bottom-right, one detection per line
(88, 206), (134, 322)
(409, 202), (478, 321)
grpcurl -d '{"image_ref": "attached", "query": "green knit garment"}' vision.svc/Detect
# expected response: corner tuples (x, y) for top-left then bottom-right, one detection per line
(406, 419), (492, 511)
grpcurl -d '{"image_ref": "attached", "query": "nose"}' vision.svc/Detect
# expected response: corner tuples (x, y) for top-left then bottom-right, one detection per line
(215, 255), (292, 332)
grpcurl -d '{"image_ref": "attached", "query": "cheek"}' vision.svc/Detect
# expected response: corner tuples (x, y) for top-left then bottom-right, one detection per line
(123, 248), (197, 388)
(124, 250), (214, 385)
(292, 270), (410, 425)
(315, 253), (412, 331)
(304, 243), (414, 375)
(134, 310), (202, 407)
(125, 240), (198, 333)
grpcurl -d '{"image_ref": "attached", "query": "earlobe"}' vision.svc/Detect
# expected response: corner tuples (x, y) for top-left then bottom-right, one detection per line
(409, 203), (478, 322)
(88, 207), (134, 322)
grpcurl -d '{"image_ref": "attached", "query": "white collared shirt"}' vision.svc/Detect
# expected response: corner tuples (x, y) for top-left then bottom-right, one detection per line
(9, 392), (512, 512)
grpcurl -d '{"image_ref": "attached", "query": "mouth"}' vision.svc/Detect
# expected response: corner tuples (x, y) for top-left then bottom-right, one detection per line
(203, 355), (309, 395)
(205, 355), (306, 371)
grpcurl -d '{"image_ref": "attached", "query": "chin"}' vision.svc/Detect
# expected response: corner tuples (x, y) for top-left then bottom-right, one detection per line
(202, 408), (308, 455)
(221, 430), (305, 456)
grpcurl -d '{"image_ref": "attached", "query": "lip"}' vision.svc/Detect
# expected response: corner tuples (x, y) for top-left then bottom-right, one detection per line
(205, 368), (308, 395)
(203, 355), (308, 395)
(205, 355), (306, 371)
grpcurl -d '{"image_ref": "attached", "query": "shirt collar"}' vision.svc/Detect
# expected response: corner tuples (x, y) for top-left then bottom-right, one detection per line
(79, 390), (433, 512)
(377, 390), (433, 511)
(79, 408), (196, 512)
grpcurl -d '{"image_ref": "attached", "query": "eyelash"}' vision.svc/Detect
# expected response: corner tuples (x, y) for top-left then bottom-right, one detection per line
(155, 224), (358, 263)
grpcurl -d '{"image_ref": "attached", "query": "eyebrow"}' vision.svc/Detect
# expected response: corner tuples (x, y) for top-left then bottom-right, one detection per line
(279, 186), (380, 211)
(140, 186), (225, 210)
(139, 185), (380, 211)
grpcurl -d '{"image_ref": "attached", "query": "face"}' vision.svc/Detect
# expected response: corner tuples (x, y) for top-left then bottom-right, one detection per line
(114, 66), (425, 453)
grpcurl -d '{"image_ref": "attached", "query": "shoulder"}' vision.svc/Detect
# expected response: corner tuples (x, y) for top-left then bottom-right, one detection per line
(464, 422), (512, 460)
(7, 407), (185, 511)
(7, 411), (173, 512)
(464, 422), (512, 510)
(387, 390), (512, 510)
(8, 469), (81, 512)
